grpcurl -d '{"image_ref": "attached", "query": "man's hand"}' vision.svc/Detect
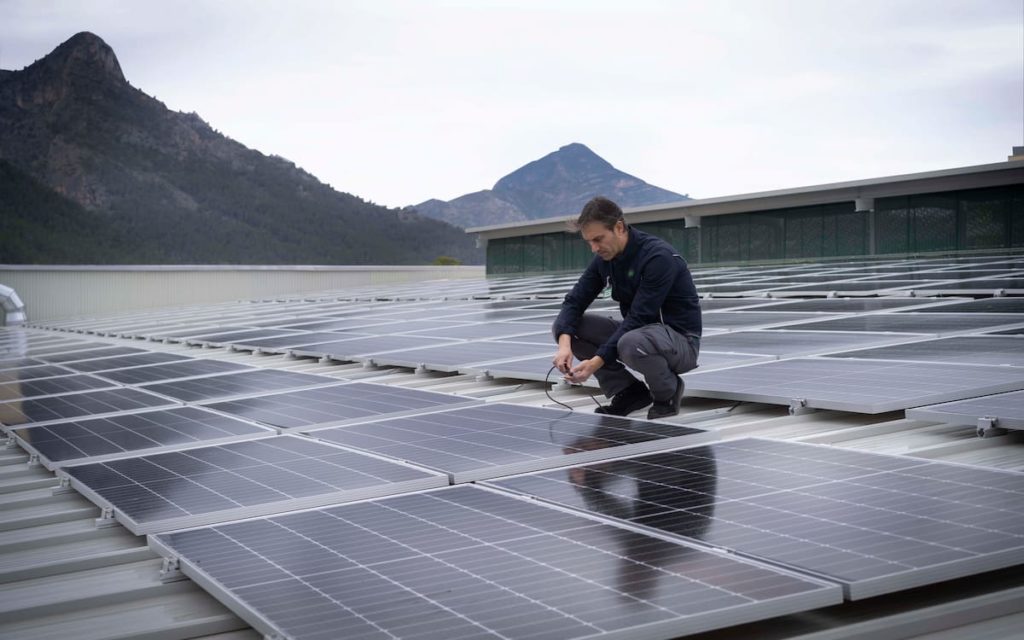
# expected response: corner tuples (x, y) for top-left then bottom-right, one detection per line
(553, 335), (574, 374)
(565, 356), (604, 384)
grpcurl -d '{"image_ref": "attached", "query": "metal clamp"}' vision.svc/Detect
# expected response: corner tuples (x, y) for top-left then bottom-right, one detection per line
(160, 557), (186, 583)
(95, 506), (120, 529)
(976, 416), (1006, 439)
(789, 398), (815, 416)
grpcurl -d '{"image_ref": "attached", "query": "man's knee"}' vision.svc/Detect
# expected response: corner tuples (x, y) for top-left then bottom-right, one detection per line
(617, 329), (655, 367)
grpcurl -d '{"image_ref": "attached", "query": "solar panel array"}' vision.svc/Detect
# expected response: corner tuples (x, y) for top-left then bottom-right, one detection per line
(2, 251), (1023, 638)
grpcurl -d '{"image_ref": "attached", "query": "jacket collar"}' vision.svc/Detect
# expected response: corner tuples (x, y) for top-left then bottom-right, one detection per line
(613, 226), (641, 265)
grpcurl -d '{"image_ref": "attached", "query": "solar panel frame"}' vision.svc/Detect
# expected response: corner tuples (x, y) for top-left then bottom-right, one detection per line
(0, 363), (77, 380)
(58, 351), (193, 373)
(488, 438), (1024, 600)
(304, 403), (715, 482)
(367, 340), (552, 372)
(61, 434), (449, 534)
(9, 405), (276, 470)
(149, 484), (842, 640)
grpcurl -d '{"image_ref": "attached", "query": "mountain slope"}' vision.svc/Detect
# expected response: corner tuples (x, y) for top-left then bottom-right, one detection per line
(414, 143), (688, 228)
(0, 32), (480, 264)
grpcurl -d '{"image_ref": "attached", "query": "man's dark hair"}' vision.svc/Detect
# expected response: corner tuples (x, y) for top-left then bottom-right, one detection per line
(575, 196), (625, 230)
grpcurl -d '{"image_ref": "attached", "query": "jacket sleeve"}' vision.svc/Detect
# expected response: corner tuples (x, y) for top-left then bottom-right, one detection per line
(595, 253), (674, 363)
(553, 258), (605, 339)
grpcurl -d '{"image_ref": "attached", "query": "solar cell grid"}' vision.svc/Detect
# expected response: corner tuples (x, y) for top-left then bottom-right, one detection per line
(490, 438), (1024, 599)
(205, 382), (476, 430)
(369, 340), (551, 371)
(64, 435), (447, 533)
(11, 406), (274, 468)
(824, 336), (1024, 367)
(151, 485), (840, 640)
(306, 403), (710, 481)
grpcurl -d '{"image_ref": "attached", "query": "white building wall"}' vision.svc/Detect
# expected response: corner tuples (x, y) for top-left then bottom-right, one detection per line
(0, 265), (484, 322)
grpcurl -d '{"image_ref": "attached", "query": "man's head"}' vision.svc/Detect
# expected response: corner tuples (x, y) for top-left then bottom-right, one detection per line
(576, 196), (628, 261)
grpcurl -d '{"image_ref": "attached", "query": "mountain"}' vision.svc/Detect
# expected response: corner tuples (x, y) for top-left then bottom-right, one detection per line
(0, 32), (480, 265)
(412, 143), (689, 228)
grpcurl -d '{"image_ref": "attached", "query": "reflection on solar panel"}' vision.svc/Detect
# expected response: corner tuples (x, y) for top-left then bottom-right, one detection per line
(151, 485), (840, 640)
(39, 346), (147, 363)
(405, 322), (546, 340)
(0, 388), (177, 427)
(139, 369), (339, 402)
(186, 329), (300, 345)
(490, 438), (1024, 599)
(824, 336), (1024, 366)
(205, 382), (476, 429)
(60, 351), (190, 373)
(0, 358), (46, 371)
(10, 406), (274, 469)
(230, 331), (363, 351)
(63, 435), (447, 534)
(685, 358), (1024, 413)
(307, 403), (711, 482)
(0, 373), (118, 399)
(907, 390), (1024, 433)
(99, 359), (254, 385)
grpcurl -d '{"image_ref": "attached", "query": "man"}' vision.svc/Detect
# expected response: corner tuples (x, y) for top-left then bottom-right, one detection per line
(552, 196), (701, 419)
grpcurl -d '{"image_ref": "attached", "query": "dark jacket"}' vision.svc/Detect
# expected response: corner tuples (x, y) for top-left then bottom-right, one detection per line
(554, 227), (701, 363)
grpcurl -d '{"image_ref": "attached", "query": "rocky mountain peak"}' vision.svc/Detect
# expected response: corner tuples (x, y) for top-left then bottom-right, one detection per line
(2, 32), (127, 109)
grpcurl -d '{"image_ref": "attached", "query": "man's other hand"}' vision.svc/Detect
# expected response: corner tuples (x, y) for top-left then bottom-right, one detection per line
(565, 356), (604, 384)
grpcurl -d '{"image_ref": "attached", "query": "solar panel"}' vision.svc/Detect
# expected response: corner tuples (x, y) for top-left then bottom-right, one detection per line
(404, 321), (548, 340)
(62, 435), (447, 534)
(369, 341), (551, 372)
(0, 388), (177, 427)
(0, 373), (119, 399)
(699, 330), (917, 358)
(0, 363), (76, 381)
(290, 335), (457, 361)
(748, 298), (947, 313)
(823, 336), (1024, 367)
(0, 358), (47, 371)
(908, 297), (1024, 314)
(20, 341), (111, 357)
(907, 390), (1024, 433)
(703, 312), (834, 331)
(10, 406), (274, 469)
(150, 485), (840, 640)
(685, 358), (1024, 413)
(787, 313), (1024, 334)
(205, 382), (477, 430)
(60, 351), (191, 373)
(38, 346), (148, 363)
(230, 331), (369, 352)
(186, 328), (301, 346)
(99, 359), (255, 385)
(139, 369), (340, 402)
(490, 438), (1024, 599)
(306, 403), (712, 482)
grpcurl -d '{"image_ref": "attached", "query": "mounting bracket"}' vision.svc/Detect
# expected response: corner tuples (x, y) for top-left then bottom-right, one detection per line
(788, 398), (816, 416)
(976, 416), (1006, 439)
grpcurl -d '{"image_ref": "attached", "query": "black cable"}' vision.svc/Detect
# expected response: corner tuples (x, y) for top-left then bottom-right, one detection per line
(545, 365), (605, 412)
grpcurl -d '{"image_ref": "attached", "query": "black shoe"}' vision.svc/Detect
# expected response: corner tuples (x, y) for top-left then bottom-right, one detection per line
(595, 381), (652, 416)
(647, 377), (684, 420)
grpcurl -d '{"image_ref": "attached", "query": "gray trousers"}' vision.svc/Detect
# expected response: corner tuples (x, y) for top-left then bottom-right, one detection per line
(554, 313), (699, 402)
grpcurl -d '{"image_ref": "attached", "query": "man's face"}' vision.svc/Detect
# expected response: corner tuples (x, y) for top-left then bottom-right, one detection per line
(581, 220), (628, 261)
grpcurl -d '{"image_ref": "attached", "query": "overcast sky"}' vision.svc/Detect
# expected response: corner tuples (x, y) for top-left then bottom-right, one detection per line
(3, 0), (1021, 208)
